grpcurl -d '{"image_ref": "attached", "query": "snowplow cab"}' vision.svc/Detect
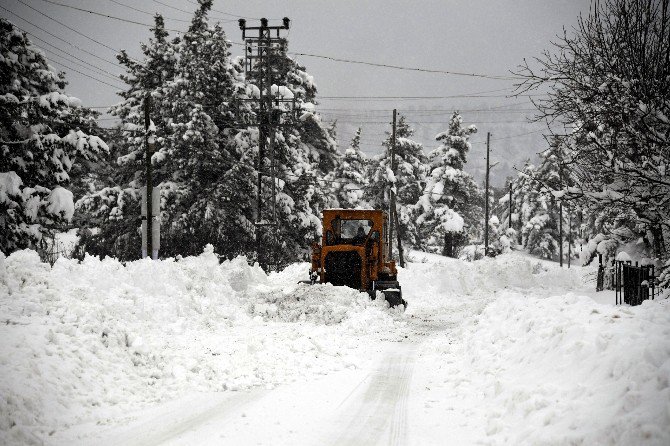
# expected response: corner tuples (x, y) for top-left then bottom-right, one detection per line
(308, 209), (405, 308)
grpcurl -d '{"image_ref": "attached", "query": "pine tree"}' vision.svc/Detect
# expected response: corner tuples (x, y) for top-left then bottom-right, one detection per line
(366, 115), (426, 246)
(78, 4), (258, 259)
(157, 0), (254, 257)
(415, 112), (481, 256)
(0, 18), (107, 254)
(332, 128), (368, 208)
(77, 15), (180, 259)
(519, 139), (577, 260)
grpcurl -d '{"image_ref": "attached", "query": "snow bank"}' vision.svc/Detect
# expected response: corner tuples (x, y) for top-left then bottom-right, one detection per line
(404, 251), (583, 300)
(0, 248), (403, 444)
(411, 253), (670, 445)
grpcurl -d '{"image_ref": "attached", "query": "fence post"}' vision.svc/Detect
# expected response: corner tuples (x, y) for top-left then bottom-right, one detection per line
(651, 265), (655, 300)
(596, 254), (604, 292)
(614, 260), (619, 305)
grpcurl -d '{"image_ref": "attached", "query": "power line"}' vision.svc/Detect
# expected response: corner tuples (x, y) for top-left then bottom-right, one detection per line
(28, 1), (534, 85)
(40, 0), (182, 31)
(288, 52), (521, 81)
(152, 0), (238, 23)
(317, 107), (536, 114)
(17, 0), (119, 54)
(182, 0), (273, 19)
(107, 0), (191, 23)
(0, 5), (120, 69)
(47, 59), (124, 89)
(315, 95), (541, 102)
(24, 30), (121, 80)
(37, 46), (124, 85)
(318, 94), (525, 100)
(319, 110), (537, 118)
(319, 120), (540, 124)
(490, 129), (548, 141)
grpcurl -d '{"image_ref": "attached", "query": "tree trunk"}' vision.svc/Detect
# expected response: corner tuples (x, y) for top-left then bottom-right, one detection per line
(443, 232), (454, 258)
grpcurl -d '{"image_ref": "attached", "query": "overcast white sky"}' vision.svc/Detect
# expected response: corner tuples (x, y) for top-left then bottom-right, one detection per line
(1, 0), (591, 186)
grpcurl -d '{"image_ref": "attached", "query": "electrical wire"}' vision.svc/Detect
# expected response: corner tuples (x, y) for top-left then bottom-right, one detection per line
(0, 4), (120, 68)
(315, 120), (540, 124)
(317, 107), (536, 114)
(288, 52), (520, 81)
(181, 0), (274, 19)
(490, 129), (548, 141)
(17, 0), (120, 54)
(106, 0), (191, 23)
(47, 59), (124, 89)
(24, 30), (122, 80)
(152, 0), (238, 23)
(37, 46), (124, 84)
(34, 0), (531, 82)
(40, 0), (183, 31)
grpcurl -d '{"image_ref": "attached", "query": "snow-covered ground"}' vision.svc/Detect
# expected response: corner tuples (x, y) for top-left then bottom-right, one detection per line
(1, 248), (668, 445)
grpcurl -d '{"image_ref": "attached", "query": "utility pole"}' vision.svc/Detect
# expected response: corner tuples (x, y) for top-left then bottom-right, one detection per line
(559, 202), (563, 267)
(388, 109), (395, 261)
(508, 183), (512, 229)
(484, 132), (491, 256)
(568, 207), (572, 268)
(389, 109), (404, 267)
(239, 17), (292, 270)
(144, 95), (153, 259)
(559, 146), (564, 268)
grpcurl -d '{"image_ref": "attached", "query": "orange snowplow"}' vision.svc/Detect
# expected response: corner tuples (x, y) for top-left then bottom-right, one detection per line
(306, 209), (406, 308)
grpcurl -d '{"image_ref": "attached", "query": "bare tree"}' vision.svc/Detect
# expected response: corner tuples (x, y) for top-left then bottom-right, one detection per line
(515, 0), (670, 258)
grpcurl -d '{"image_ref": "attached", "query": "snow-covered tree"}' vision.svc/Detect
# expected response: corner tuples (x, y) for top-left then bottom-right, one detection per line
(79, 3), (260, 260)
(415, 112), (481, 256)
(509, 140), (579, 261)
(76, 14), (180, 260)
(487, 215), (517, 256)
(516, 0), (670, 261)
(0, 18), (107, 254)
(156, 0), (254, 258)
(332, 128), (368, 208)
(78, 7), (342, 264)
(366, 115), (427, 246)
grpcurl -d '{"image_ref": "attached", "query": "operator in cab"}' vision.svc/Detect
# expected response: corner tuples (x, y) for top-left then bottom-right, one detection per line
(353, 226), (366, 245)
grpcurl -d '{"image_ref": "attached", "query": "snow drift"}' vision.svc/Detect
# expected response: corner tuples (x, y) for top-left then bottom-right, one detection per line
(408, 253), (670, 446)
(1, 248), (668, 445)
(0, 246), (402, 445)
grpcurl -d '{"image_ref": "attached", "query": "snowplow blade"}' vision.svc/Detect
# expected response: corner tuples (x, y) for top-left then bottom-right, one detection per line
(373, 280), (407, 309)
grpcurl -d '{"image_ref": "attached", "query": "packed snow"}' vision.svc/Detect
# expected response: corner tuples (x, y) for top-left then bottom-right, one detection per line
(1, 249), (669, 445)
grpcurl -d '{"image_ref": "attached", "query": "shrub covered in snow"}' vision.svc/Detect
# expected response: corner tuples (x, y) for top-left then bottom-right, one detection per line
(0, 18), (107, 255)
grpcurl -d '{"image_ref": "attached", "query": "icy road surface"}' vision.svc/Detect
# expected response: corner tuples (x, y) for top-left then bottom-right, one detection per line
(2, 248), (669, 445)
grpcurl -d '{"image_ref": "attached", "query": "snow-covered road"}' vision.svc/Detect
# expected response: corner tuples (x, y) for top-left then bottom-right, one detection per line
(2, 248), (669, 445)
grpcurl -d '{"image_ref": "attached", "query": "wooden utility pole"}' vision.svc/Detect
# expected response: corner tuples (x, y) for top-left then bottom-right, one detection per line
(387, 109), (406, 267)
(484, 132), (490, 256)
(390, 110), (405, 267)
(568, 207), (572, 268)
(559, 202), (563, 267)
(389, 109), (395, 261)
(559, 147), (564, 268)
(144, 95), (153, 259)
(508, 183), (512, 229)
